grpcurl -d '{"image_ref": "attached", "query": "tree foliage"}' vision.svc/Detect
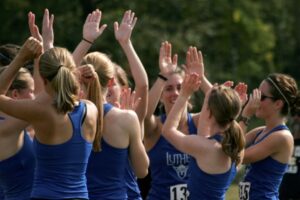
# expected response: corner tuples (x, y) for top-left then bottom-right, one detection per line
(0, 0), (299, 95)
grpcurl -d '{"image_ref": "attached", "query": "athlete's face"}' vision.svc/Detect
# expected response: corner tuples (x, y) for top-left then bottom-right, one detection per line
(161, 73), (183, 112)
(13, 74), (35, 100)
(256, 80), (277, 119)
(106, 78), (123, 105)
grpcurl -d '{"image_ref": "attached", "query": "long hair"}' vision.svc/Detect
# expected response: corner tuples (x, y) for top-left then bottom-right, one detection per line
(82, 52), (115, 151)
(39, 47), (79, 114)
(208, 85), (245, 164)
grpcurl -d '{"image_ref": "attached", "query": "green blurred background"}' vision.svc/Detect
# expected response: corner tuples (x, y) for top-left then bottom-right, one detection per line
(1, 0), (299, 95)
(1, 0), (298, 198)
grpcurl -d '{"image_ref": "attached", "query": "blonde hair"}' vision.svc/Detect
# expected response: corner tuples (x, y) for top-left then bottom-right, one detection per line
(82, 52), (114, 92)
(208, 85), (245, 164)
(39, 47), (79, 114)
(82, 52), (115, 151)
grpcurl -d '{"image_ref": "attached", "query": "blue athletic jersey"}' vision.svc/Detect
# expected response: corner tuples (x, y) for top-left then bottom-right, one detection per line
(188, 134), (237, 200)
(31, 101), (92, 199)
(87, 103), (129, 200)
(125, 160), (142, 200)
(240, 125), (289, 200)
(147, 113), (197, 200)
(0, 131), (35, 200)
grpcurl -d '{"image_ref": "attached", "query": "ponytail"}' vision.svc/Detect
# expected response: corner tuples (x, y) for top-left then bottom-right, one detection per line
(222, 121), (245, 165)
(52, 66), (79, 113)
(85, 74), (103, 152)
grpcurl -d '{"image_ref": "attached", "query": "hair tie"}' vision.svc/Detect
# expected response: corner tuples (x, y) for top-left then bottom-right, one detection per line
(58, 64), (63, 70)
(267, 77), (290, 108)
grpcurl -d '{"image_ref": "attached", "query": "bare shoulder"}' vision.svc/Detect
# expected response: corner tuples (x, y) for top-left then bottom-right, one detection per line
(270, 129), (293, 144)
(247, 126), (265, 135)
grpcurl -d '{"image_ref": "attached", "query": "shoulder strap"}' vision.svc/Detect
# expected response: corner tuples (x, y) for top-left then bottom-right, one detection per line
(254, 124), (289, 144)
(104, 103), (113, 116)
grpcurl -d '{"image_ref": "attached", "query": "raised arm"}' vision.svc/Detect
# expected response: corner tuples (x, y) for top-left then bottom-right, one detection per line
(114, 10), (148, 123)
(239, 89), (261, 139)
(28, 9), (54, 94)
(144, 41), (177, 135)
(0, 37), (42, 120)
(41, 9), (54, 51)
(72, 9), (107, 66)
(186, 47), (212, 94)
(162, 73), (202, 156)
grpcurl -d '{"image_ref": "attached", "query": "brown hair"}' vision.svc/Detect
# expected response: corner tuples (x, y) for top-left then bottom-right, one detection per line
(39, 47), (79, 114)
(208, 85), (245, 164)
(266, 73), (300, 116)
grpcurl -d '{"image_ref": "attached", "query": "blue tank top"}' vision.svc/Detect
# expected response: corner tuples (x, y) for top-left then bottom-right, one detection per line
(240, 125), (289, 200)
(188, 134), (237, 200)
(0, 131), (35, 200)
(87, 103), (129, 200)
(31, 101), (92, 199)
(0, 188), (3, 200)
(125, 160), (142, 200)
(147, 113), (197, 200)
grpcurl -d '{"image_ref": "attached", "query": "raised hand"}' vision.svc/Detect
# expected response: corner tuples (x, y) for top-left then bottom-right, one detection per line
(234, 82), (248, 106)
(242, 88), (261, 118)
(223, 80), (234, 88)
(28, 12), (42, 42)
(118, 87), (141, 111)
(180, 73), (201, 98)
(114, 10), (137, 44)
(185, 46), (204, 79)
(42, 9), (54, 51)
(159, 41), (177, 76)
(83, 9), (107, 43)
(18, 37), (43, 62)
(77, 64), (97, 84)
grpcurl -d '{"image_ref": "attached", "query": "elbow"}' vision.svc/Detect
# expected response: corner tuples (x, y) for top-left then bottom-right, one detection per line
(136, 167), (149, 179)
(135, 158), (149, 178)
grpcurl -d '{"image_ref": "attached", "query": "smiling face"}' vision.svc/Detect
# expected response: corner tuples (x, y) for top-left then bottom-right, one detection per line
(161, 73), (183, 112)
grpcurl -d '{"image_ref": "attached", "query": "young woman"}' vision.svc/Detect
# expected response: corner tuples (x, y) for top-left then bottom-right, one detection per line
(239, 73), (300, 200)
(143, 43), (209, 200)
(161, 56), (245, 199)
(0, 37), (99, 199)
(0, 66), (35, 200)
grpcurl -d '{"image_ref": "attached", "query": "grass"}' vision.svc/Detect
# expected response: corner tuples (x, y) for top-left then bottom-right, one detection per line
(226, 184), (239, 200)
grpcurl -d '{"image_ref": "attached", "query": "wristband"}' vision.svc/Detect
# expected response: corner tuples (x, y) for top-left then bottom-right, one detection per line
(82, 38), (93, 45)
(238, 115), (251, 126)
(158, 74), (168, 81)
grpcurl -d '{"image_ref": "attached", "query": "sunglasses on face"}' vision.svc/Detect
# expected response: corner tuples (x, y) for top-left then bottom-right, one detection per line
(261, 94), (276, 101)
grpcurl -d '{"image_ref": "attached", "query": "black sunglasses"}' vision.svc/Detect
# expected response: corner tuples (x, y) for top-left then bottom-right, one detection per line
(261, 94), (277, 101)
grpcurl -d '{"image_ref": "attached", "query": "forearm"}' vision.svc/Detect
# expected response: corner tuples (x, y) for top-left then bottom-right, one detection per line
(163, 96), (188, 136)
(119, 40), (149, 120)
(33, 58), (44, 94)
(0, 56), (25, 94)
(72, 40), (93, 66)
(200, 76), (212, 94)
(146, 78), (166, 119)
(119, 40), (148, 88)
